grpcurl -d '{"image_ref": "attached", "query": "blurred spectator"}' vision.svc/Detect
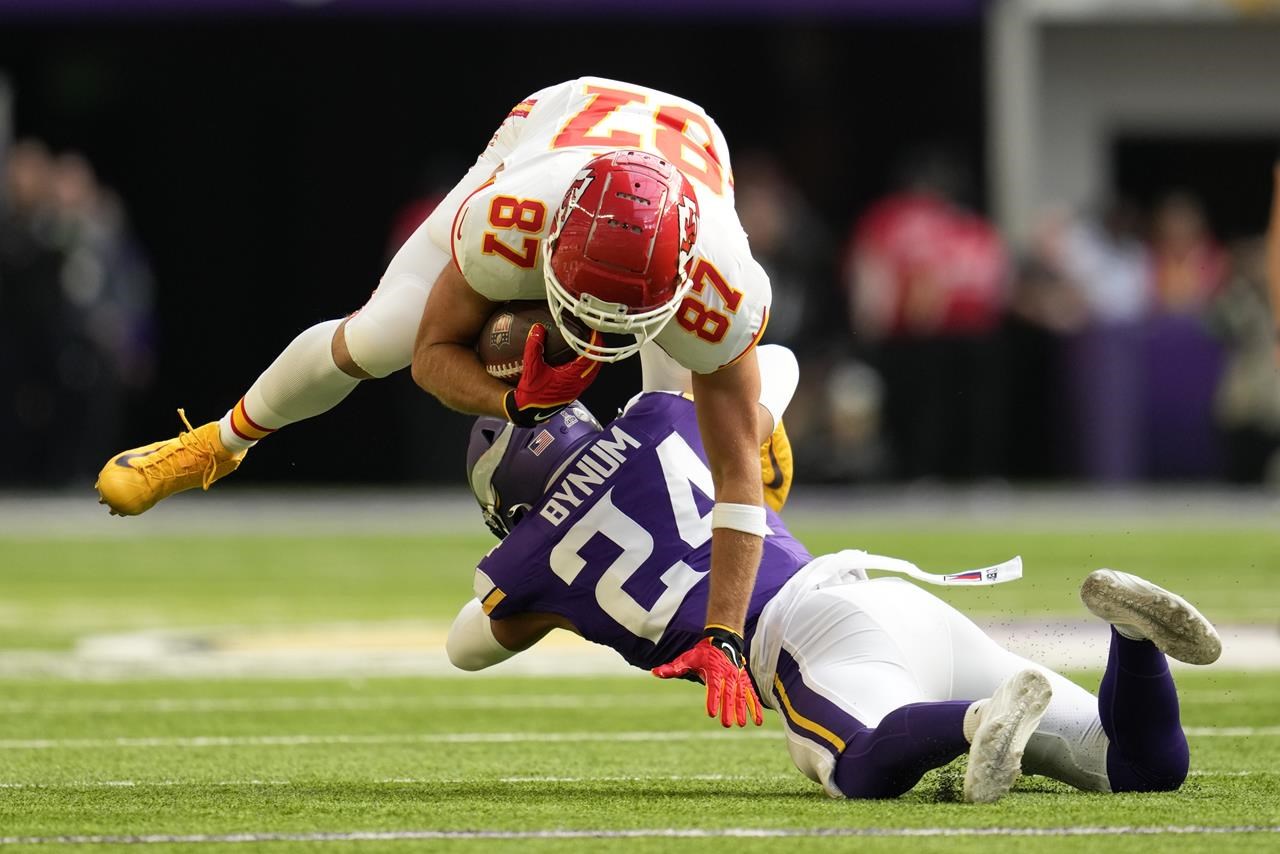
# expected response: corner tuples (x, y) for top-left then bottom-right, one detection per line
(1210, 238), (1280, 483)
(1150, 192), (1228, 314)
(843, 149), (1009, 480)
(735, 152), (864, 480)
(1267, 159), (1280, 363)
(1144, 192), (1226, 479)
(1000, 209), (1087, 480)
(0, 139), (155, 486)
(735, 151), (835, 353)
(1054, 201), (1151, 482)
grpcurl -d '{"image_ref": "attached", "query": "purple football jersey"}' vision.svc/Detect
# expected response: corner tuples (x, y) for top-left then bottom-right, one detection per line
(474, 392), (814, 670)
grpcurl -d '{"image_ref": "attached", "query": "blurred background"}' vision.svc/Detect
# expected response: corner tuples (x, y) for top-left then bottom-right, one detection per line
(2, 0), (1279, 491)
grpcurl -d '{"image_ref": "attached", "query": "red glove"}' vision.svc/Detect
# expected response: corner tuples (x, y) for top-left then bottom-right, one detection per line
(502, 324), (601, 427)
(652, 627), (764, 728)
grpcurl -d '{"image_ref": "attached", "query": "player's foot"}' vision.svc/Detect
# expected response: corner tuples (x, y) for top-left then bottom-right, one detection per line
(1080, 569), (1221, 665)
(95, 410), (246, 516)
(963, 669), (1052, 804)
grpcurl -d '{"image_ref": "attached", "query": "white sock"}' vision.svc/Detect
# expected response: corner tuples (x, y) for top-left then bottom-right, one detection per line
(962, 699), (985, 743)
(219, 319), (360, 453)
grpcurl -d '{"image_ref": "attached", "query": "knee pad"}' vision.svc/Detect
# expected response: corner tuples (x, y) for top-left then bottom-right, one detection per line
(344, 272), (433, 378)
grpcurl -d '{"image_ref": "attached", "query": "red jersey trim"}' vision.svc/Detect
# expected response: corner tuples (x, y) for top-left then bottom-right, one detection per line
(506, 99), (537, 120)
(720, 306), (769, 370)
(449, 177), (497, 276)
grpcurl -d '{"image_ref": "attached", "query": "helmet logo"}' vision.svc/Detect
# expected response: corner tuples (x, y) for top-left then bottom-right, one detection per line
(676, 192), (699, 280)
(552, 166), (596, 246)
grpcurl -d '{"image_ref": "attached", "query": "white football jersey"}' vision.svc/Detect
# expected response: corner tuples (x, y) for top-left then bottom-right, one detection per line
(424, 77), (770, 374)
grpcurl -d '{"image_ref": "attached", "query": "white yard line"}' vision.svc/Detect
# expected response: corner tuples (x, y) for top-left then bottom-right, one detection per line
(0, 694), (684, 715)
(0, 730), (780, 750)
(2, 826), (1278, 844)
(0, 774), (768, 790)
(1183, 726), (1280, 737)
(2, 771), (1268, 790)
(0, 726), (1272, 751)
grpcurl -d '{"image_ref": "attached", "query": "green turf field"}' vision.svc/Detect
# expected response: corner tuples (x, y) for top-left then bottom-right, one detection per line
(1, 521), (1278, 851)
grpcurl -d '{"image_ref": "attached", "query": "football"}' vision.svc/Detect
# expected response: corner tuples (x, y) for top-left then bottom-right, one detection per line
(477, 301), (586, 384)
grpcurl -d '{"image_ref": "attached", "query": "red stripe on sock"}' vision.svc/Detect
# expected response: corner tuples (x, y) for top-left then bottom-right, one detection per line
(235, 400), (275, 437)
(228, 408), (256, 442)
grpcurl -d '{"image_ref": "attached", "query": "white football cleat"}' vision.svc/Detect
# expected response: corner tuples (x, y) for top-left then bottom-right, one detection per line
(1080, 569), (1221, 666)
(963, 669), (1052, 804)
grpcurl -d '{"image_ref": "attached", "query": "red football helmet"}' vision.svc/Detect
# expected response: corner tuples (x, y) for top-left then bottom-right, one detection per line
(544, 150), (699, 362)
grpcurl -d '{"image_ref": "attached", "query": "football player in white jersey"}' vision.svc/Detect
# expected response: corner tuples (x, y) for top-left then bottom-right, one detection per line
(97, 78), (777, 727)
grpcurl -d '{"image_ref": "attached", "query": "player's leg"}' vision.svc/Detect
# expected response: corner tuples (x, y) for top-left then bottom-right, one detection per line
(764, 577), (1047, 801)
(941, 591), (1114, 792)
(218, 230), (450, 453)
(768, 640), (970, 800)
(1080, 569), (1221, 792)
(944, 569), (1219, 794)
(95, 220), (447, 516)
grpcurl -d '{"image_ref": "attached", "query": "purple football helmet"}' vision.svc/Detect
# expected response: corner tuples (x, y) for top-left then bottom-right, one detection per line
(466, 401), (603, 538)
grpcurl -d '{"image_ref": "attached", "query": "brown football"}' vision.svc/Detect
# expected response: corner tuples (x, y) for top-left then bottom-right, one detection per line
(477, 301), (587, 384)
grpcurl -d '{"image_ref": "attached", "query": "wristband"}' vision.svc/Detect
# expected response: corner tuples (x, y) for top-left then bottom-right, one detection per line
(710, 502), (770, 538)
(704, 625), (747, 668)
(502, 389), (565, 427)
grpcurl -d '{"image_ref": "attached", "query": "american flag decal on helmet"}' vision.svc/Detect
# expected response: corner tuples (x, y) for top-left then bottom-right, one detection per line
(942, 570), (985, 582)
(527, 429), (555, 456)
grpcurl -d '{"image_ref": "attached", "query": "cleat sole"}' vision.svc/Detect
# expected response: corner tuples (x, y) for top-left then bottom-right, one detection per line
(1080, 570), (1222, 665)
(963, 669), (1052, 804)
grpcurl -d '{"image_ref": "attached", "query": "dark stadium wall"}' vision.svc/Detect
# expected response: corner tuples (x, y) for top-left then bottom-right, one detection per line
(0, 16), (984, 483)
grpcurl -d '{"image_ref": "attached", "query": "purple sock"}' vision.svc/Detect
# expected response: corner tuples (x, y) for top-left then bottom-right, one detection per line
(834, 701), (972, 799)
(1098, 627), (1189, 792)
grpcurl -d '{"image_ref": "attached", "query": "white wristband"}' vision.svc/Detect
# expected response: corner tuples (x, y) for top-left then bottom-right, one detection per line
(711, 502), (770, 538)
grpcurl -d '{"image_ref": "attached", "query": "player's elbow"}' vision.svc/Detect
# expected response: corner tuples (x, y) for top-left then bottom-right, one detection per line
(446, 643), (491, 672)
(445, 624), (495, 672)
(446, 599), (514, 672)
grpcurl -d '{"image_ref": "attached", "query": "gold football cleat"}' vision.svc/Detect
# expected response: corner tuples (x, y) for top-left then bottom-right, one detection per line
(760, 419), (793, 514)
(95, 409), (246, 516)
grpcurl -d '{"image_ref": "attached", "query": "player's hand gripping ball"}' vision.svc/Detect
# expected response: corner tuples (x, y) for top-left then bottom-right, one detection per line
(477, 301), (584, 383)
(478, 302), (602, 427)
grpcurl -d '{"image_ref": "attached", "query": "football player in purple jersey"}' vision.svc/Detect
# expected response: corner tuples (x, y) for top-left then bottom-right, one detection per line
(449, 343), (1222, 802)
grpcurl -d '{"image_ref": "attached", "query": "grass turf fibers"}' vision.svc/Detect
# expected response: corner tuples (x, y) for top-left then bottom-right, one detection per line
(1, 525), (1277, 851)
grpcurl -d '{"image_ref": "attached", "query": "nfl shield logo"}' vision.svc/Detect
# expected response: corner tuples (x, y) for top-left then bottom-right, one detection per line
(490, 313), (513, 348)
(527, 429), (555, 456)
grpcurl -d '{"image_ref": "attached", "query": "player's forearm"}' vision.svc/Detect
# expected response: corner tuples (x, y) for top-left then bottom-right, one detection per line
(692, 352), (766, 635)
(412, 341), (508, 417)
(705, 525), (764, 635)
